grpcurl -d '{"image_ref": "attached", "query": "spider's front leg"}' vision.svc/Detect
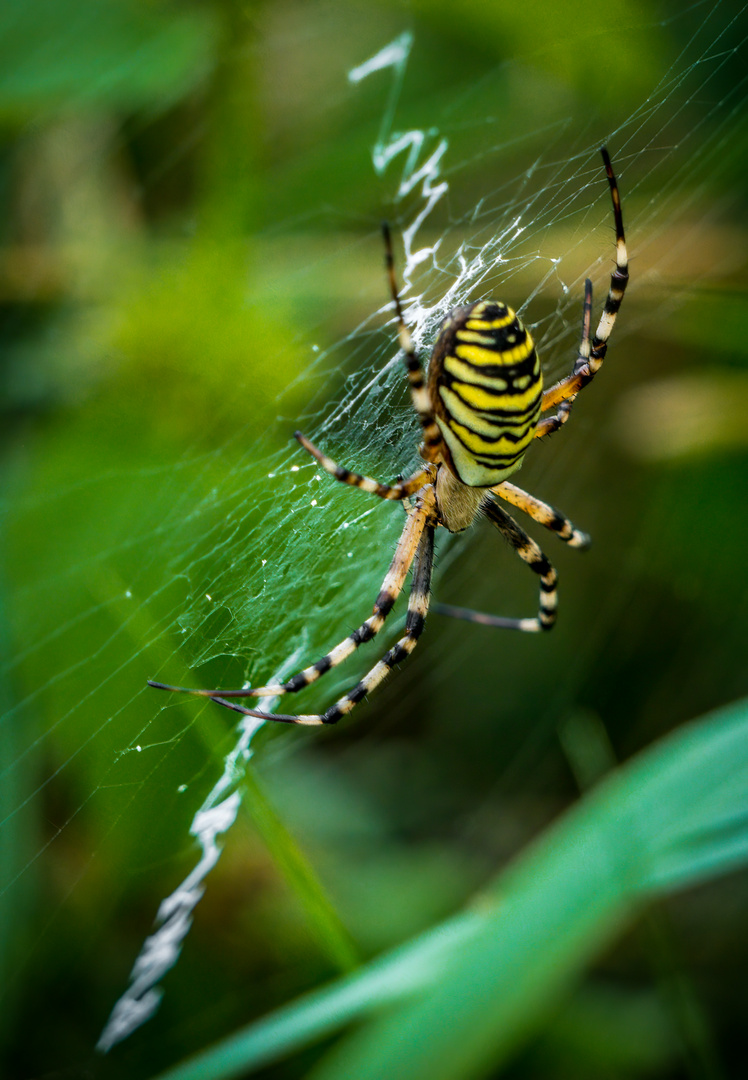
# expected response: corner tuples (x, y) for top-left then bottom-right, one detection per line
(287, 522), (435, 726)
(535, 146), (629, 439)
(382, 223), (444, 464)
(535, 278), (593, 438)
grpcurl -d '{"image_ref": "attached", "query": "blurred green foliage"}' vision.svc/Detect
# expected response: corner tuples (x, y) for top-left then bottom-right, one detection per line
(0, 0), (217, 115)
(155, 695), (748, 1080)
(1, 1), (747, 1079)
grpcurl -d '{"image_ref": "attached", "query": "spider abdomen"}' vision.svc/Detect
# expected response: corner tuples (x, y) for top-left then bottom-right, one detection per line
(428, 300), (542, 487)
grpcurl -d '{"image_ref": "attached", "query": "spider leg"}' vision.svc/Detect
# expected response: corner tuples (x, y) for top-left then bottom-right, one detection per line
(491, 480), (590, 549)
(536, 147), (629, 435)
(535, 278), (592, 438)
(206, 523), (435, 726)
(382, 223), (444, 464)
(149, 489), (434, 706)
(295, 431), (433, 500)
(434, 497), (557, 632)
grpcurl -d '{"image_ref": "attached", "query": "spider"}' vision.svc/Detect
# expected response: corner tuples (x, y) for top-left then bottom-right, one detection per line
(150, 148), (628, 726)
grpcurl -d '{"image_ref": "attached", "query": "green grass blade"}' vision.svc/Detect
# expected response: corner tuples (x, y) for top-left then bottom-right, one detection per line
(241, 768), (359, 972)
(152, 697), (748, 1080)
(152, 914), (483, 1080)
(316, 697), (748, 1080)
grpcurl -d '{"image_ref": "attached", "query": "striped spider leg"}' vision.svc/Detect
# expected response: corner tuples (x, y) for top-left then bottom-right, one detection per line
(293, 431), (433, 501)
(150, 222), (448, 728)
(536, 146), (629, 438)
(435, 496), (559, 632)
(492, 482), (590, 550)
(150, 485), (437, 725)
(382, 222), (445, 464)
(434, 482), (591, 632)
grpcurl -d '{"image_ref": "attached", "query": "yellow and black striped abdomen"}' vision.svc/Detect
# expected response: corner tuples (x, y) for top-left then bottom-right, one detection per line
(428, 300), (542, 487)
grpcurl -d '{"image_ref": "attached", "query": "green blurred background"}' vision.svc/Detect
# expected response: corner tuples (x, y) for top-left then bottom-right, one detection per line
(1, 1), (747, 1077)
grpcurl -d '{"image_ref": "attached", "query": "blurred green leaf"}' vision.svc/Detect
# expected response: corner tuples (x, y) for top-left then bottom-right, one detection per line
(319, 697), (748, 1080)
(152, 909), (484, 1080)
(0, 0), (218, 116)
(152, 696), (748, 1080)
(647, 290), (748, 359)
(408, 0), (665, 104)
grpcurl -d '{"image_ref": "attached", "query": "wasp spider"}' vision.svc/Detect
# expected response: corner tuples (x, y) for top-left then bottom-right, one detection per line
(150, 148), (628, 726)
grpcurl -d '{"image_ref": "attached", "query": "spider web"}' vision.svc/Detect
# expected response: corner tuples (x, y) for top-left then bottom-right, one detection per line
(2, 0), (747, 1059)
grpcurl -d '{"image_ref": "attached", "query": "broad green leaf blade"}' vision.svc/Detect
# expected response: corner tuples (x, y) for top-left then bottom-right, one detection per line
(152, 913), (483, 1080)
(314, 697), (748, 1080)
(152, 697), (748, 1080)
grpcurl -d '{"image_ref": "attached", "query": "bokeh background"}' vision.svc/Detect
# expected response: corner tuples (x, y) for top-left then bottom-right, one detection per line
(1, 1), (747, 1078)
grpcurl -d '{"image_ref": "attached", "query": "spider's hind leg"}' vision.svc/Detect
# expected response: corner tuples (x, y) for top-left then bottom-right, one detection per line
(492, 481), (590, 550)
(189, 521), (436, 726)
(434, 498), (558, 632)
(149, 490), (436, 722)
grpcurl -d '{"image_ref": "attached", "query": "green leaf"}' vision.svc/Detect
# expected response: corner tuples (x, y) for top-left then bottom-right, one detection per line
(152, 696), (748, 1080)
(0, 0), (217, 115)
(241, 768), (360, 973)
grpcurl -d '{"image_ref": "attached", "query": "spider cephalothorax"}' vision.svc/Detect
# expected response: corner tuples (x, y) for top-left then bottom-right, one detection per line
(151, 148), (628, 726)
